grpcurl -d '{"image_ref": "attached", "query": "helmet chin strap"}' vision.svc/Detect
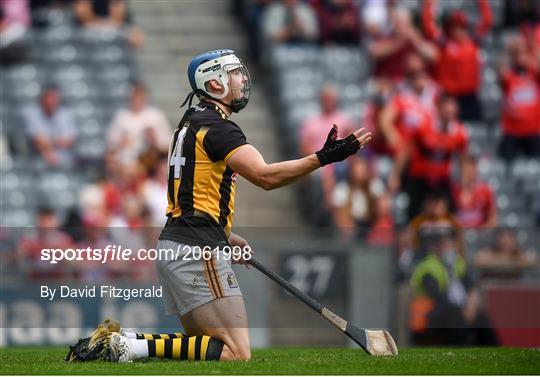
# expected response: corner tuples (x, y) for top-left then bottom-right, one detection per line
(209, 95), (248, 113)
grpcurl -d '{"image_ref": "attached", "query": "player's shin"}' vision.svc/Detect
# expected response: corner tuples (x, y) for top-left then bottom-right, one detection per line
(146, 336), (224, 361)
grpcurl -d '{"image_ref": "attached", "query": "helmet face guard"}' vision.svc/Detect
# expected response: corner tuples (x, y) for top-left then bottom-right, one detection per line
(188, 50), (251, 112)
(224, 62), (251, 113)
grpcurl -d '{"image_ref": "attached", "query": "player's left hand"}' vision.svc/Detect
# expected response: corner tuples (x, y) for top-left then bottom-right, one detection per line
(228, 232), (254, 269)
(316, 125), (371, 166)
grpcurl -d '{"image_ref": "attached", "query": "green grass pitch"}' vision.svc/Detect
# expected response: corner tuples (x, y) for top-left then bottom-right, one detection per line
(1, 347), (539, 375)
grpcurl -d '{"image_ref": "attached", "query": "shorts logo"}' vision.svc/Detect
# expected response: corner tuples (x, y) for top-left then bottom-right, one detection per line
(193, 272), (207, 287)
(227, 273), (238, 288)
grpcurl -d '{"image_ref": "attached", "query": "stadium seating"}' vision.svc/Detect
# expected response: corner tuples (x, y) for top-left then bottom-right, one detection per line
(1, 6), (138, 227)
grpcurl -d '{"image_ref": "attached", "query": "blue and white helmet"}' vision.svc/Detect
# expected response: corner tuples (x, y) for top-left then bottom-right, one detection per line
(186, 49), (251, 112)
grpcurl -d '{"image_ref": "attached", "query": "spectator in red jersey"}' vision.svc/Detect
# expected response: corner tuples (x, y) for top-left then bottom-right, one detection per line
(378, 53), (440, 158)
(313, 0), (361, 45)
(390, 93), (469, 220)
(422, 0), (493, 121)
(452, 155), (497, 228)
(498, 35), (540, 162)
(365, 6), (438, 82)
(78, 155), (147, 229)
(363, 79), (394, 155)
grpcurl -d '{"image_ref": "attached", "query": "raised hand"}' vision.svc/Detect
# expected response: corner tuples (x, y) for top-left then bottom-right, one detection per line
(316, 124), (372, 166)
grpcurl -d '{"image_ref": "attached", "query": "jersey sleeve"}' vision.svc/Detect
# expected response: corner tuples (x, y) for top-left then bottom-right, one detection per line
(203, 120), (248, 162)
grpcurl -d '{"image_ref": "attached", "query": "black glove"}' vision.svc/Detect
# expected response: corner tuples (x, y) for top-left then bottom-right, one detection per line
(315, 125), (360, 166)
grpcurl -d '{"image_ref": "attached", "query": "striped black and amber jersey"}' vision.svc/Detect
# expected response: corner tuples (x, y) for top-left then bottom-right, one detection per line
(159, 100), (247, 247)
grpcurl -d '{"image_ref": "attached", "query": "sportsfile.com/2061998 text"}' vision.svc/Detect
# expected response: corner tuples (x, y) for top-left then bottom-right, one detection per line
(39, 244), (252, 264)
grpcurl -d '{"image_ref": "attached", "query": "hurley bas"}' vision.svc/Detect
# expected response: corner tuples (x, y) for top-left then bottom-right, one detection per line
(40, 285), (163, 301)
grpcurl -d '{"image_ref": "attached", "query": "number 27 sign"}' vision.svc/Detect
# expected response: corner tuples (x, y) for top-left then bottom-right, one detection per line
(278, 252), (348, 299)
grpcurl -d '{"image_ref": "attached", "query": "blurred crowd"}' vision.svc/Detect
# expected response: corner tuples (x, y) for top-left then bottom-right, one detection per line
(234, 0), (539, 346)
(236, 0), (539, 259)
(240, 0), (537, 245)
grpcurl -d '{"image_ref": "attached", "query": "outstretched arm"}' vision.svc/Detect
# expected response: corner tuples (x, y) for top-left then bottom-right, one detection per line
(475, 0), (493, 38)
(228, 146), (320, 191)
(227, 127), (371, 191)
(422, 0), (441, 41)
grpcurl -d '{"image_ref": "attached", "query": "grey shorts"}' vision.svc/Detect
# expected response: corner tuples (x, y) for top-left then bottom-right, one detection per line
(155, 239), (243, 316)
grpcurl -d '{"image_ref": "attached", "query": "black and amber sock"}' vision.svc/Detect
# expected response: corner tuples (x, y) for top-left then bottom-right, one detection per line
(134, 332), (185, 340)
(147, 335), (224, 361)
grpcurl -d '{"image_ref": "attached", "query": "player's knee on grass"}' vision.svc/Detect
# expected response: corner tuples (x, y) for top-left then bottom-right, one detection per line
(232, 342), (251, 361)
(220, 343), (251, 361)
(220, 344), (235, 361)
(237, 346), (251, 361)
(222, 330), (251, 361)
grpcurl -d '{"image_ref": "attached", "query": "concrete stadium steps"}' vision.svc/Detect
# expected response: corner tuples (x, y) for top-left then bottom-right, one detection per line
(137, 35), (247, 56)
(130, 0), (231, 16)
(130, 0), (302, 228)
(134, 14), (239, 35)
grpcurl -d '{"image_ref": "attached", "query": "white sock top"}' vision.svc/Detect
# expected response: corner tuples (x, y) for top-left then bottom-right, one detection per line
(129, 339), (149, 359)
